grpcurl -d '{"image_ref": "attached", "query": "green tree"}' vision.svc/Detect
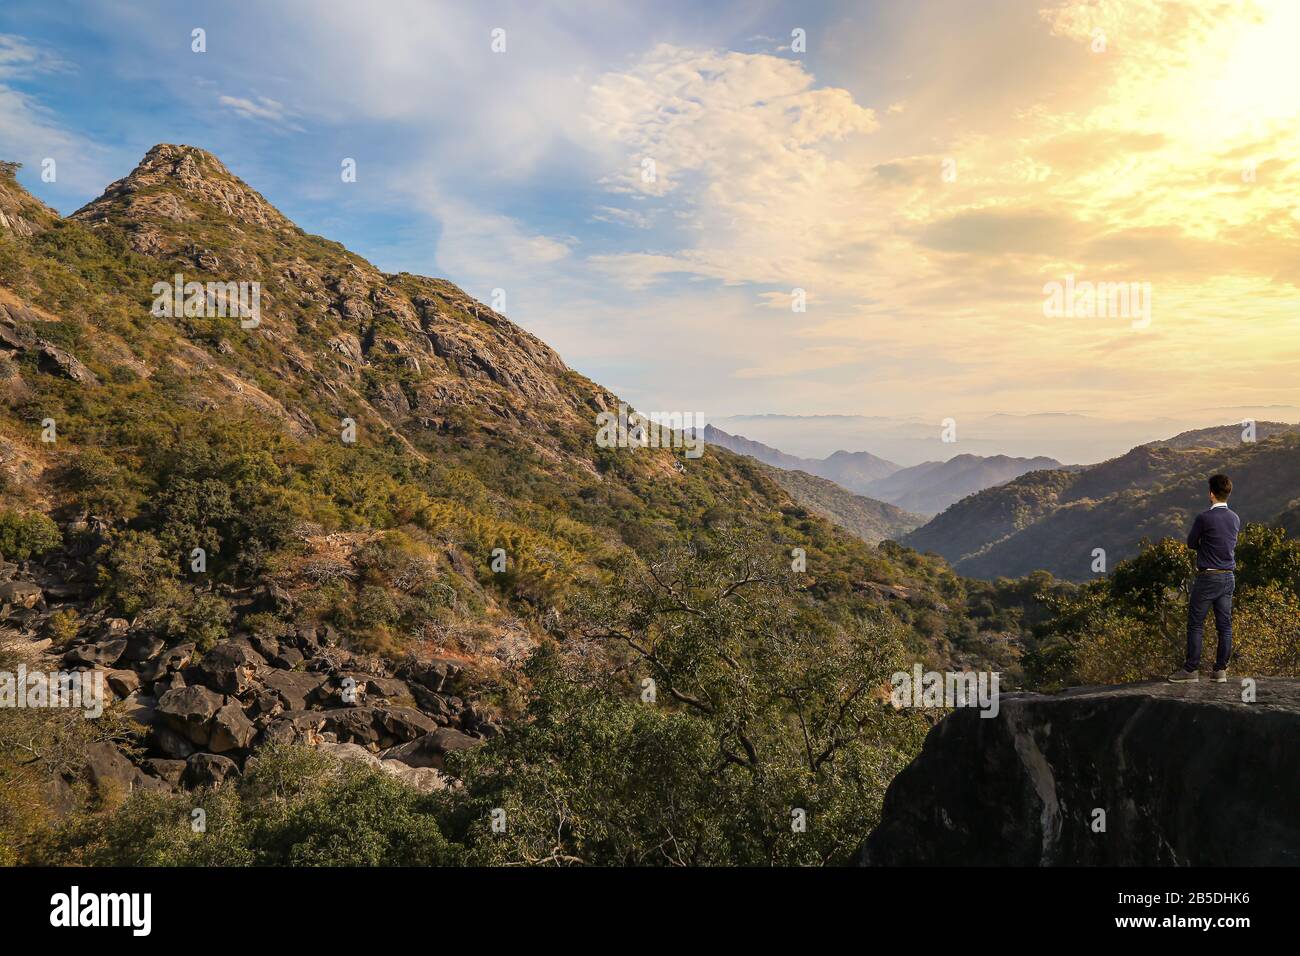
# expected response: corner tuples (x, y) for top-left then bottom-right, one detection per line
(447, 530), (928, 865)
(95, 530), (182, 618)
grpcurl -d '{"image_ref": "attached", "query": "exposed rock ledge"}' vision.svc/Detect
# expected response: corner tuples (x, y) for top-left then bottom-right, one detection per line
(859, 679), (1300, 866)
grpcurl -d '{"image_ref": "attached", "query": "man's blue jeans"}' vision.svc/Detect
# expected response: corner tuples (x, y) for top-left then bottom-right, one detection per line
(1185, 571), (1234, 671)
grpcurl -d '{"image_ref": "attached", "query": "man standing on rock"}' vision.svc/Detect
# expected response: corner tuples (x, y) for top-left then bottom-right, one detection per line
(1169, 474), (1239, 684)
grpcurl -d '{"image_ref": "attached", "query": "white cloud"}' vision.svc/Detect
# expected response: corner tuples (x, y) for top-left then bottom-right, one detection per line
(388, 170), (574, 297)
(218, 94), (291, 123)
(0, 33), (68, 79)
(591, 204), (652, 229)
(583, 45), (882, 287)
(265, 0), (601, 181)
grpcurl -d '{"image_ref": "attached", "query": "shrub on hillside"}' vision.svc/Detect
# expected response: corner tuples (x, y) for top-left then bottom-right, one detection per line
(0, 509), (61, 560)
(43, 745), (460, 867)
(1028, 528), (1300, 686)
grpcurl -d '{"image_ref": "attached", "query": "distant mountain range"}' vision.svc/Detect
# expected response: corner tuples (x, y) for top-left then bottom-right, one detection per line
(704, 424), (1060, 515)
(703, 425), (897, 486)
(861, 453), (1064, 516)
(903, 422), (1300, 580)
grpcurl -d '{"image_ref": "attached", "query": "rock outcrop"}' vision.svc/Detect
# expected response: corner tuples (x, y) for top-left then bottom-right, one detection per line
(0, 161), (58, 237)
(860, 679), (1300, 866)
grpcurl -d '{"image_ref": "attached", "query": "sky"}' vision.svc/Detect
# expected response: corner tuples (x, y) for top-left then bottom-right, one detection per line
(1, 0), (1297, 465)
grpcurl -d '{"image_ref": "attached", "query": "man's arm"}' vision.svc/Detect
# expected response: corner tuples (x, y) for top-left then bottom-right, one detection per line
(1187, 513), (1203, 549)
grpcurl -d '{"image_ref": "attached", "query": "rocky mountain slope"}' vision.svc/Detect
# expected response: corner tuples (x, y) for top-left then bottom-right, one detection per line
(1146, 421), (1293, 451)
(65, 144), (599, 442)
(1, 146), (1017, 818)
(860, 678), (1300, 865)
(904, 423), (1300, 580)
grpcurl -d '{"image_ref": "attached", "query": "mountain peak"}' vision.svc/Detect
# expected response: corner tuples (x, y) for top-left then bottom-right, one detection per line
(73, 143), (291, 233)
(134, 143), (234, 181)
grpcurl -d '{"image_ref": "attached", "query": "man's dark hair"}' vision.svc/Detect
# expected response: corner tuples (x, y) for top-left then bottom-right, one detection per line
(1209, 474), (1232, 500)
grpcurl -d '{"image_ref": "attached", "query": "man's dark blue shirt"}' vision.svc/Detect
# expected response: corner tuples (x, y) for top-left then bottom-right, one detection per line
(1187, 503), (1240, 571)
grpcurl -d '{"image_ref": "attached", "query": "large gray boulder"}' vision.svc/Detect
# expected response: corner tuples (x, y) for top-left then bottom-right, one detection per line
(364, 676), (412, 701)
(143, 758), (188, 787)
(375, 706), (438, 742)
(262, 709), (327, 746)
(319, 705), (438, 748)
(140, 642), (195, 683)
(0, 581), (43, 609)
(313, 740), (453, 793)
(260, 669), (326, 710)
(104, 668), (140, 698)
(381, 727), (481, 770)
(192, 640), (264, 694)
(37, 343), (99, 385)
(120, 693), (158, 729)
(81, 742), (147, 796)
(860, 678), (1300, 866)
(121, 632), (165, 664)
(151, 724), (196, 760)
(208, 701), (257, 753)
(316, 740), (382, 769)
(380, 760), (452, 793)
(184, 752), (240, 789)
(157, 685), (224, 747)
(62, 639), (127, 668)
(400, 657), (461, 694)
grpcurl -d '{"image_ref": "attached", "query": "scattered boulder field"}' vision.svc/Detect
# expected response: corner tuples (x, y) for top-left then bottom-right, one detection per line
(0, 538), (495, 803)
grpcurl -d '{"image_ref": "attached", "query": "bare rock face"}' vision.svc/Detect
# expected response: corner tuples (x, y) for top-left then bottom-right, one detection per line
(0, 209), (34, 237)
(0, 581), (44, 609)
(859, 679), (1300, 866)
(0, 300), (100, 387)
(36, 344), (100, 385)
(314, 741), (454, 793)
(379, 760), (452, 793)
